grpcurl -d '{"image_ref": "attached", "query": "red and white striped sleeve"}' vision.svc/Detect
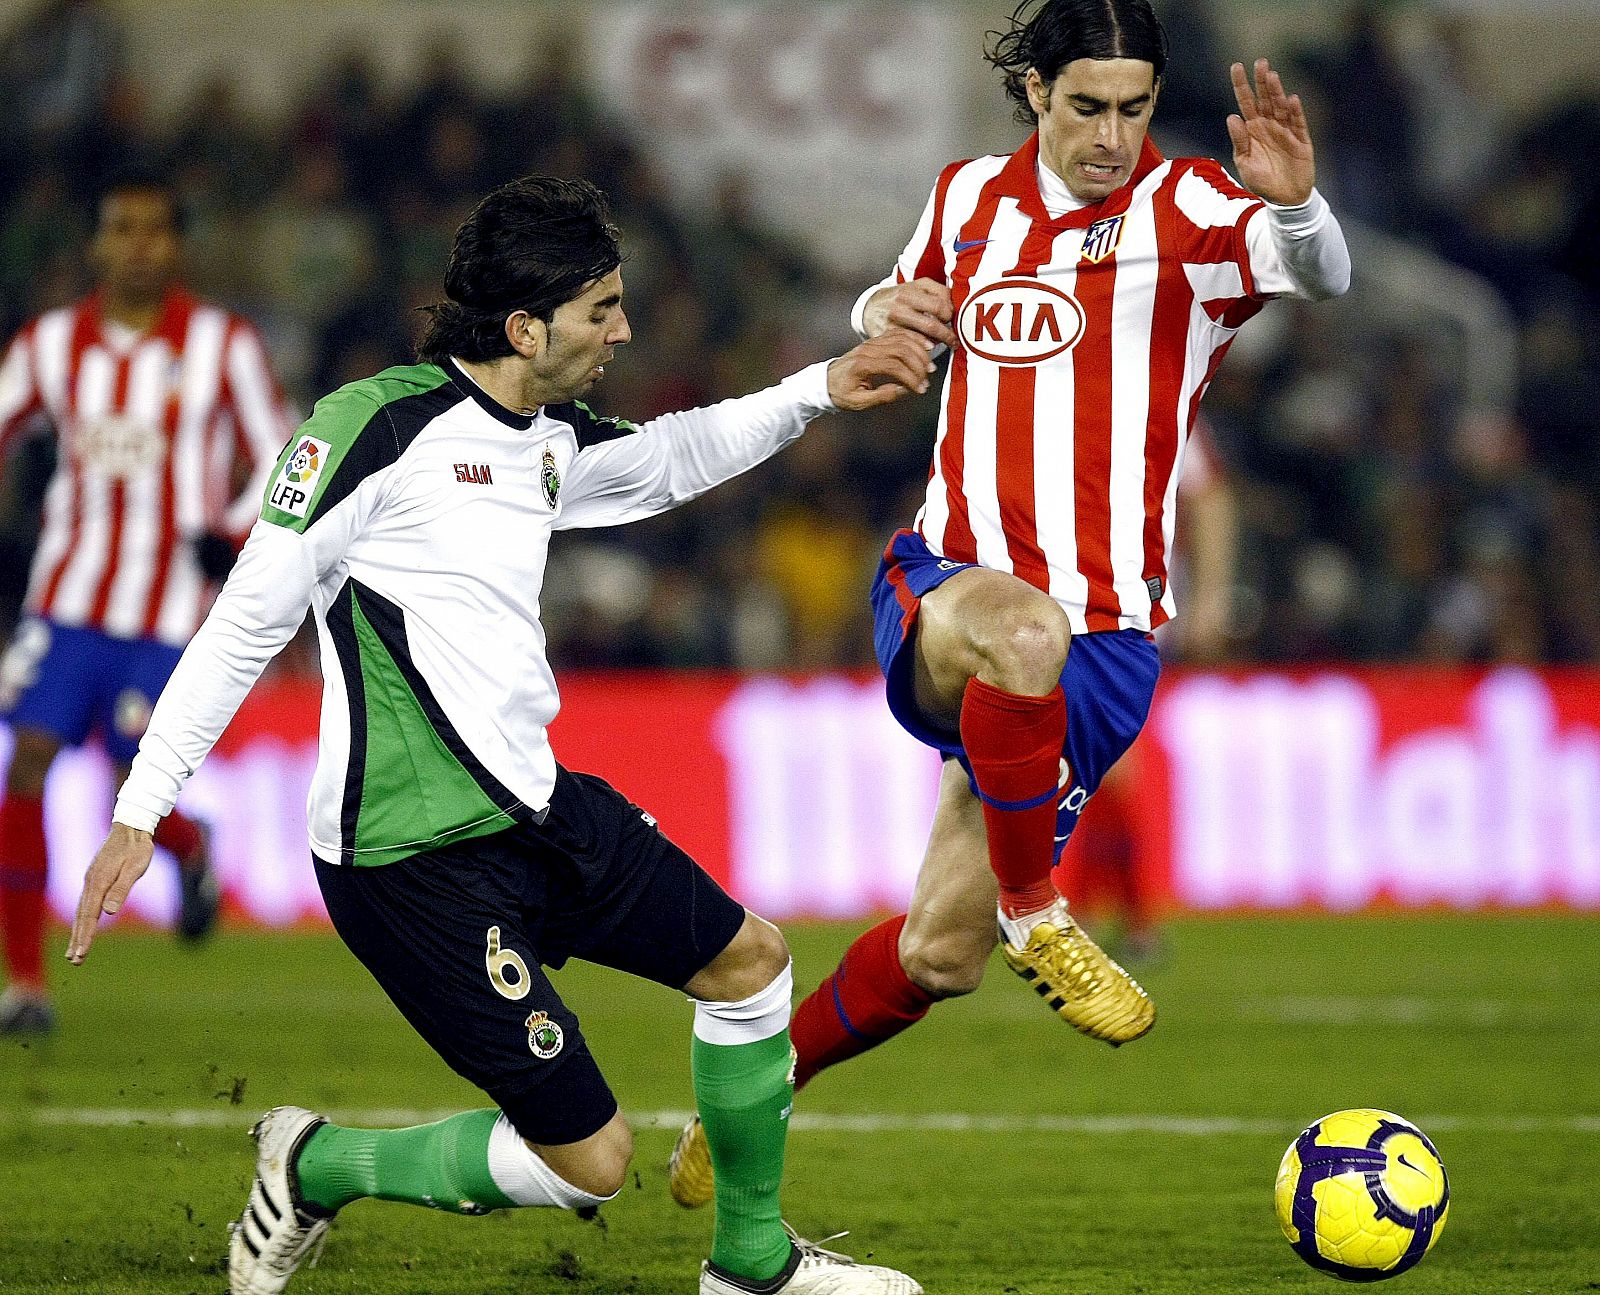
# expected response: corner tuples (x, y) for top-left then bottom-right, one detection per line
(1171, 159), (1266, 302)
(0, 326), (44, 459)
(1174, 158), (1350, 304)
(217, 317), (294, 539)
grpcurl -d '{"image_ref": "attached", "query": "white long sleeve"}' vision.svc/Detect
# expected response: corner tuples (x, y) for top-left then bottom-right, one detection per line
(112, 495), (370, 832)
(555, 361), (835, 529)
(1246, 188), (1352, 301)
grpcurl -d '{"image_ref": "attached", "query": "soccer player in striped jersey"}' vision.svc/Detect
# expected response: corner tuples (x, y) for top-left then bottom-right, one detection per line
(0, 169), (291, 1036)
(67, 177), (930, 1295)
(671, 0), (1350, 1206)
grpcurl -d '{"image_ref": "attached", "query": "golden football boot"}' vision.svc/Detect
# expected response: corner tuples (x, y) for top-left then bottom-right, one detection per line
(669, 1114), (715, 1208)
(999, 900), (1156, 1045)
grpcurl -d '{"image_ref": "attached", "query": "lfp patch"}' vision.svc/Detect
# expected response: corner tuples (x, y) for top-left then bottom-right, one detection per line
(525, 1010), (564, 1060)
(268, 436), (332, 518)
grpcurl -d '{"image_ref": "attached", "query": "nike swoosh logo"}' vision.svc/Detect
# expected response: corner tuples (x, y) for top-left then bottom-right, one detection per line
(1397, 1153), (1427, 1175)
(953, 238), (990, 252)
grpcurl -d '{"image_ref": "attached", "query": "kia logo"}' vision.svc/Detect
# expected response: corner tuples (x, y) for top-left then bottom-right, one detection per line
(958, 278), (1087, 366)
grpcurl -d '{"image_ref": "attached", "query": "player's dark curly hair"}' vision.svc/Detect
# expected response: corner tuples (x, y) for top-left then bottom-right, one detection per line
(986, 0), (1169, 125)
(418, 176), (623, 365)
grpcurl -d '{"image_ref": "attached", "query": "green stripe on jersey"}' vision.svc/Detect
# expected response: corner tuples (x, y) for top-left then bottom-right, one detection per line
(347, 587), (515, 866)
(261, 365), (454, 533)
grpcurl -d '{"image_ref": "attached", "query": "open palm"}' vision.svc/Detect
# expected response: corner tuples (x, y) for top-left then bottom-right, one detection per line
(1227, 58), (1316, 206)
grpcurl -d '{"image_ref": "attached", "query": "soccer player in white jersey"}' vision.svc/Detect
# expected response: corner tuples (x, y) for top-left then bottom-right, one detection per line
(0, 169), (291, 1036)
(67, 177), (931, 1295)
(671, 0), (1350, 1207)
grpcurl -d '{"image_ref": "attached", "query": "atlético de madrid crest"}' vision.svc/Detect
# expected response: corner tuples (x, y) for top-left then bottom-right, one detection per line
(541, 446), (561, 510)
(1080, 215), (1126, 264)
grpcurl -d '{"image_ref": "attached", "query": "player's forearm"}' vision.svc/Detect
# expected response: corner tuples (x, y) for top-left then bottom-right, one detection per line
(557, 362), (835, 528)
(652, 361), (836, 502)
(113, 529), (315, 830)
(1254, 190), (1351, 301)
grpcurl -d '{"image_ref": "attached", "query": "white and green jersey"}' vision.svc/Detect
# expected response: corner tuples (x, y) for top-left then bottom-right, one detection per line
(113, 357), (834, 865)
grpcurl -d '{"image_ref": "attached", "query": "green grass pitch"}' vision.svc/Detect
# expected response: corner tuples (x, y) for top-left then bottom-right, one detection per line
(3, 914), (1597, 1293)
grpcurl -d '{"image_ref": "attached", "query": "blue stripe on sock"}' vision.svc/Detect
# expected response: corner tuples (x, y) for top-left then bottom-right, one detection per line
(972, 783), (1059, 812)
(830, 975), (872, 1042)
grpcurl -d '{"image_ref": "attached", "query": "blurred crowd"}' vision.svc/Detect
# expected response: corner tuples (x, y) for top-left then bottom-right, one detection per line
(2, 0), (1596, 671)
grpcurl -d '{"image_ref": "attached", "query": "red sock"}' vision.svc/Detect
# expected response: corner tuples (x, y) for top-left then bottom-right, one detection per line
(790, 915), (935, 1091)
(153, 809), (204, 867)
(960, 678), (1066, 917)
(0, 794), (49, 989)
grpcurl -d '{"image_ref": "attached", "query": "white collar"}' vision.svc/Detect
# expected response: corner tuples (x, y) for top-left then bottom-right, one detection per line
(1036, 158), (1093, 220)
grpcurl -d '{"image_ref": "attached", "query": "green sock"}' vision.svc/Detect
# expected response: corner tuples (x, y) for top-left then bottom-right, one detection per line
(693, 1030), (796, 1281)
(293, 1109), (516, 1215)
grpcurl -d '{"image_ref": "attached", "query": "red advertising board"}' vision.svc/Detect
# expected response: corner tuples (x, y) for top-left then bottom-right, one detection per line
(16, 666), (1600, 926)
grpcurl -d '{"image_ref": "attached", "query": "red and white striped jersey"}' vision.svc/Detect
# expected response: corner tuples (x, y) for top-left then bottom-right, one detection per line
(0, 288), (292, 645)
(883, 133), (1274, 633)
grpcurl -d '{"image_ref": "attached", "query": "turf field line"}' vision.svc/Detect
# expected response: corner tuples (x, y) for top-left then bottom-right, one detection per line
(1239, 995), (1600, 1024)
(18, 1107), (1600, 1135)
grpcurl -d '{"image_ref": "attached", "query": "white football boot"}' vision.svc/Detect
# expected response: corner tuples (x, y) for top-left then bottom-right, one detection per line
(700, 1224), (923, 1294)
(228, 1106), (334, 1295)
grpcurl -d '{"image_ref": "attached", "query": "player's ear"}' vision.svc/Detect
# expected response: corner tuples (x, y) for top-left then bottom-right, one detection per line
(505, 310), (547, 360)
(1025, 67), (1050, 118)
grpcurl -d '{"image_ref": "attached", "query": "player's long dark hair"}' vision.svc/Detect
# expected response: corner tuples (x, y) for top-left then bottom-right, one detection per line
(418, 176), (622, 365)
(987, 0), (1169, 124)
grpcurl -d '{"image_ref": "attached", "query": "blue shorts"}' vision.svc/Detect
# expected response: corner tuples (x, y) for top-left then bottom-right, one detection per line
(0, 618), (184, 765)
(869, 529), (1161, 858)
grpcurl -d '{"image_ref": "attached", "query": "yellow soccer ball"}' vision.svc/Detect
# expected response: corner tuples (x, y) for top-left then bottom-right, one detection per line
(1274, 1109), (1449, 1281)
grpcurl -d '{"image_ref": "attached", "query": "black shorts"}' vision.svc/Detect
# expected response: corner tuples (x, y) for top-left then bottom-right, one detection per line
(315, 765), (746, 1145)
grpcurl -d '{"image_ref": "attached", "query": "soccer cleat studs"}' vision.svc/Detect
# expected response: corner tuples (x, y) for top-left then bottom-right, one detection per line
(1000, 906), (1156, 1045)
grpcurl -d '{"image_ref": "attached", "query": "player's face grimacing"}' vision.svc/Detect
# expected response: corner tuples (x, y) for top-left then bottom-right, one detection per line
(535, 268), (632, 400)
(91, 190), (182, 306)
(1027, 57), (1159, 203)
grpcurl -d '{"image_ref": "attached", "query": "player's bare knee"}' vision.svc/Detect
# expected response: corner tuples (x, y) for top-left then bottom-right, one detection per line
(685, 911), (789, 1002)
(899, 930), (989, 999)
(970, 598), (1070, 694)
(535, 1117), (633, 1199)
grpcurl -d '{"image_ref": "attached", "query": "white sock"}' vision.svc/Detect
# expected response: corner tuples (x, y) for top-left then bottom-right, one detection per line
(485, 1114), (617, 1208)
(691, 960), (793, 1046)
(998, 897), (1069, 948)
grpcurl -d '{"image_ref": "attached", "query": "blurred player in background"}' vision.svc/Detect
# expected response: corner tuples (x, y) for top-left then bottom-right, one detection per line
(0, 168), (291, 1036)
(1055, 416), (1239, 963)
(68, 176), (931, 1295)
(673, 0), (1351, 1205)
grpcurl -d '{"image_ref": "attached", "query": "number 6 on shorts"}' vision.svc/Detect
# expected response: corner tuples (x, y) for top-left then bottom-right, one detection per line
(485, 925), (531, 1000)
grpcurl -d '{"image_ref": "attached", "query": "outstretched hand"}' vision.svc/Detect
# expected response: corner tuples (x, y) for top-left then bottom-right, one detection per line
(827, 330), (938, 410)
(67, 823), (154, 965)
(1227, 58), (1316, 206)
